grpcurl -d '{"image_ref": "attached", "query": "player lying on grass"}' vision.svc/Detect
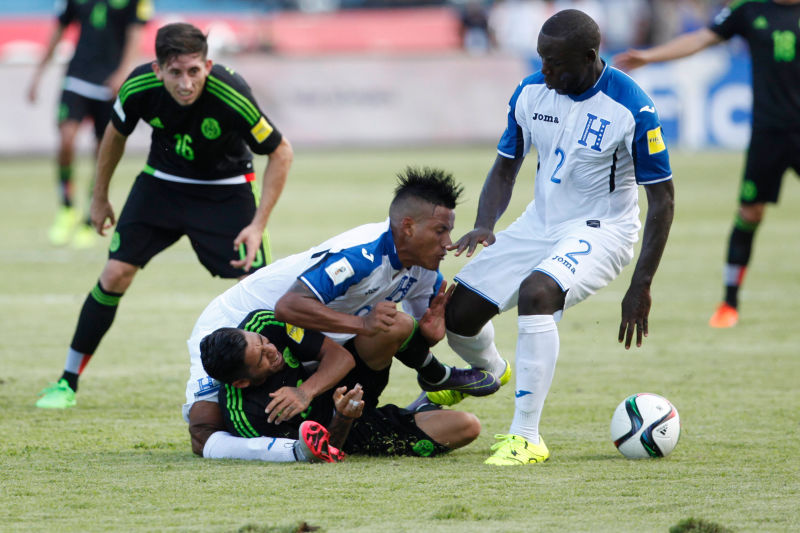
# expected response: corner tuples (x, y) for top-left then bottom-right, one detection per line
(185, 168), (496, 461)
(200, 310), (480, 462)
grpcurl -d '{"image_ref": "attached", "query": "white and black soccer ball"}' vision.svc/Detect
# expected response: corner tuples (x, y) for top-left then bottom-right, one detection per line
(610, 393), (680, 459)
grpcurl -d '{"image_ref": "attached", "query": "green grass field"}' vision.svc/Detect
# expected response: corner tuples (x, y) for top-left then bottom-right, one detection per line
(1, 147), (798, 532)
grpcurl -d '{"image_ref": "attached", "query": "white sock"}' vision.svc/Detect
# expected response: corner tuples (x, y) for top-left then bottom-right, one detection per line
(202, 431), (297, 462)
(508, 315), (559, 444)
(446, 321), (506, 376)
(64, 348), (85, 374)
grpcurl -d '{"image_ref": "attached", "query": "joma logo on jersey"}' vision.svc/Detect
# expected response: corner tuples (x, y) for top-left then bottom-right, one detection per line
(578, 113), (611, 152)
(532, 112), (559, 123)
(551, 255), (576, 274)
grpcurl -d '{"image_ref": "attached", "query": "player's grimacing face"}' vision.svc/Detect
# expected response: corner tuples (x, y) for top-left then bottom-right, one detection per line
(537, 33), (593, 95)
(241, 331), (285, 386)
(154, 53), (212, 107)
(408, 205), (455, 271)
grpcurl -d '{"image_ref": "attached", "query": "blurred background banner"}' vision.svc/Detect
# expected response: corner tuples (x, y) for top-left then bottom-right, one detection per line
(0, 0), (749, 153)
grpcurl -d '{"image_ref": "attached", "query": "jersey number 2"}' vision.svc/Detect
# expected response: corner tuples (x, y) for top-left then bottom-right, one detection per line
(550, 148), (565, 183)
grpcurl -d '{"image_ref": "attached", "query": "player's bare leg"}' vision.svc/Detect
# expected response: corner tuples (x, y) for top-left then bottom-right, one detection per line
(49, 120), (81, 245)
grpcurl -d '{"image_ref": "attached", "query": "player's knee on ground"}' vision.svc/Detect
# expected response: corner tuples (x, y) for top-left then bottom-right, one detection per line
(188, 401), (226, 456)
(414, 409), (481, 450)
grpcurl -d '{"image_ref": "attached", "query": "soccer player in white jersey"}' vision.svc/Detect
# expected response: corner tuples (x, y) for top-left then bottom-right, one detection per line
(185, 167), (500, 461)
(419, 9), (675, 465)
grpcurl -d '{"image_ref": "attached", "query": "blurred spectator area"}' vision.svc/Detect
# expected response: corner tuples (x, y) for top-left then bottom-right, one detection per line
(0, 6), (462, 61)
(0, 0), (725, 62)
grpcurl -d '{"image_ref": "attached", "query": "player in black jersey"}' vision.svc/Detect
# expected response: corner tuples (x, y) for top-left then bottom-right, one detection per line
(615, 0), (800, 328)
(199, 310), (480, 462)
(28, 0), (152, 248)
(36, 23), (294, 410)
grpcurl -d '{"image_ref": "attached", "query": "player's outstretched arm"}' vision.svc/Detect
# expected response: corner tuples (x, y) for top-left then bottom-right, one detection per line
(613, 28), (723, 71)
(91, 123), (128, 235)
(27, 23), (65, 104)
(618, 180), (674, 349)
(276, 281), (397, 337)
(230, 137), (294, 272)
(449, 155), (523, 257)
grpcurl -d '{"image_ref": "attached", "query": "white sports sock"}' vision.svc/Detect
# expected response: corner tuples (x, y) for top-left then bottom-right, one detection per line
(202, 431), (297, 462)
(446, 321), (506, 376)
(64, 348), (85, 374)
(508, 314), (559, 444)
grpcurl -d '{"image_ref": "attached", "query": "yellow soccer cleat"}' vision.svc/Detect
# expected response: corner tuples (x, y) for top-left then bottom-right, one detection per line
(71, 223), (97, 249)
(709, 302), (738, 328)
(48, 206), (80, 246)
(484, 434), (550, 466)
(426, 359), (511, 406)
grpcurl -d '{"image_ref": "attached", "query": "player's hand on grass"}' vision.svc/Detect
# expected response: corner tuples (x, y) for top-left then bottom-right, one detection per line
(419, 281), (454, 345)
(90, 197), (116, 236)
(230, 223), (263, 272)
(361, 301), (397, 336)
(333, 384), (364, 419)
(448, 227), (495, 257)
(618, 285), (651, 349)
(266, 387), (310, 424)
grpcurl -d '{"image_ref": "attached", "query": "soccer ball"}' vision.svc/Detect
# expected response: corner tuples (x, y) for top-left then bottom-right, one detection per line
(610, 393), (680, 459)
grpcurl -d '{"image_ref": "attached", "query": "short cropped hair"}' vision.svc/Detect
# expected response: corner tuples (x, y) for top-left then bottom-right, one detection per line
(155, 23), (208, 66)
(541, 9), (601, 52)
(389, 167), (464, 221)
(200, 327), (249, 385)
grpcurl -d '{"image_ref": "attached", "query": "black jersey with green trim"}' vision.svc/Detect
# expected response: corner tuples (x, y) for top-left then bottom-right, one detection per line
(111, 63), (283, 181)
(58, 0), (151, 85)
(219, 310), (333, 440)
(710, 0), (800, 131)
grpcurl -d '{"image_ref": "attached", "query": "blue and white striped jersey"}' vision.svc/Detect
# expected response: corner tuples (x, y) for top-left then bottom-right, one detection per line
(498, 63), (672, 236)
(214, 219), (443, 343)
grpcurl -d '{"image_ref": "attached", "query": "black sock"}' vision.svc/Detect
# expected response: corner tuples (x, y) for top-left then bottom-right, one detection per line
(58, 165), (73, 207)
(60, 371), (80, 392)
(394, 322), (448, 384)
(70, 281), (123, 357)
(723, 218), (758, 308)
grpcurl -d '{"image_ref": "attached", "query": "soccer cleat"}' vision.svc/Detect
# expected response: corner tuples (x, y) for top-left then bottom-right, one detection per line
(405, 391), (442, 412)
(48, 206), (80, 246)
(426, 359), (512, 406)
(709, 302), (738, 328)
(35, 379), (76, 409)
(484, 434), (550, 465)
(417, 366), (499, 397)
(71, 223), (97, 249)
(295, 420), (345, 463)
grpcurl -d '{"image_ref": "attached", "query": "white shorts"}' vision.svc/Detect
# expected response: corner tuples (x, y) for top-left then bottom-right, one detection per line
(182, 297), (238, 422)
(455, 216), (635, 313)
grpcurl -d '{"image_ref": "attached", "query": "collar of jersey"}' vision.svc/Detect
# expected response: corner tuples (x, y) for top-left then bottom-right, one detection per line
(380, 219), (404, 270)
(567, 61), (608, 102)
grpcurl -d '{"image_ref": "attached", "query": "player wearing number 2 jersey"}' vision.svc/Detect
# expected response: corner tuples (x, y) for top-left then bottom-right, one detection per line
(35, 23), (293, 410)
(416, 9), (675, 466)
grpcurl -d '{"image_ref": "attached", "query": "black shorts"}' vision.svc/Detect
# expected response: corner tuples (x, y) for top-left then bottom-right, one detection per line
(342, 404), (450, 457)
(110, 173), (266, 278)
(741, 129), (800, 204)
(59, 90), (112, 140)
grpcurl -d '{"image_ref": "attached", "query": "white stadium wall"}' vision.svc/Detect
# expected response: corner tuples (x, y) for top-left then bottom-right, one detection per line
(0, 48), (751, 155)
